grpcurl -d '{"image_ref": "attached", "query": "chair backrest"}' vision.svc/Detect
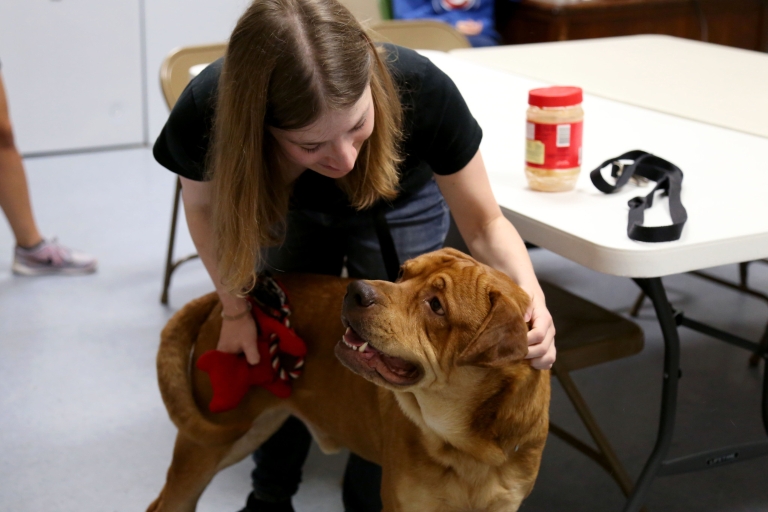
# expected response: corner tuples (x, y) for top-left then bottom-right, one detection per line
(339, 0), (388, 23)
(368, 20), (471, 51)
(159, 43), (228, 109)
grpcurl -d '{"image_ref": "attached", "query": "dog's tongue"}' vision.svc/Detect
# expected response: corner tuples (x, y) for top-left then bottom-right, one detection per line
(366, 352), (418, 380)
(345, 330), (418, 380)
(380, 354), (415, 373)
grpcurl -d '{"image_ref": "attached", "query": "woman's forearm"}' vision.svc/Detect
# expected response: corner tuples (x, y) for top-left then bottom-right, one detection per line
(464, 215), (542, 294)
(180, 178), (260, 362)
(434, 151), (543, 295)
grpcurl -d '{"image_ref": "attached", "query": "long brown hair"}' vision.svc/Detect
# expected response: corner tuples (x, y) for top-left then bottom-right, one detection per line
(209, 0), (403, 295)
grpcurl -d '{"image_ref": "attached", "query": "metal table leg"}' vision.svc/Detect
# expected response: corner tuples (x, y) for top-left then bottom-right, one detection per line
(622, 277), (681, 512)
(622, 277), (768, 512)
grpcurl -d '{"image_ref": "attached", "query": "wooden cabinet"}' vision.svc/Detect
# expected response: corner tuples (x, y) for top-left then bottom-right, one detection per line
(496, 0), (768, 51)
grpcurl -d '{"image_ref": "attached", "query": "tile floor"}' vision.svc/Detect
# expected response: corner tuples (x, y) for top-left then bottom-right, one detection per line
(1, 147), (766, 512)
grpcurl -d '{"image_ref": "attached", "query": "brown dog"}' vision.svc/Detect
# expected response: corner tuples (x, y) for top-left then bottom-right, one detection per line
(148, 248), (550, 512)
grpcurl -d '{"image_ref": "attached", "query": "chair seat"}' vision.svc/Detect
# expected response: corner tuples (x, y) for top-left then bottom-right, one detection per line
(541, 282), (644, 372)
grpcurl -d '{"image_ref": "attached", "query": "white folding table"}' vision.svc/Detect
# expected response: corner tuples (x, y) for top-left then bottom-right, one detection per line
(419, 45), (768, 512)
(449, 34), (768, 140)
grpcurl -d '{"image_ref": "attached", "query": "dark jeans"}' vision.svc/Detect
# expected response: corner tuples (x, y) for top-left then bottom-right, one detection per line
(251, 179), (450, 511)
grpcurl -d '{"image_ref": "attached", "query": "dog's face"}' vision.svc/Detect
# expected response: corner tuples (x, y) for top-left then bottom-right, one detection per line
(336, 248), (531, 391)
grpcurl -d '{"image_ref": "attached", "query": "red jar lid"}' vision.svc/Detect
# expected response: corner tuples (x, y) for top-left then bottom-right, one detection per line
(528, 86), (583, 107)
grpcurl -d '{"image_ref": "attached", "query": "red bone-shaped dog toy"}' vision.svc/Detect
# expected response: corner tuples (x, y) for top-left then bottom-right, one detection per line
(196, 299), (306, 413)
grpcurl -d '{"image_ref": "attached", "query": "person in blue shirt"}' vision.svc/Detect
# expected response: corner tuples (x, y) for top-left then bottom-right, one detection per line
(391, 0), (508, 47)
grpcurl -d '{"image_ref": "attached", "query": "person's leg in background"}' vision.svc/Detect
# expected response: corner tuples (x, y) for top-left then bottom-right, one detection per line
(239, 211), (346, 512)
(0, 72), (41, 249)
(0, 71), (96, 276)
(342, 177), (451, 512)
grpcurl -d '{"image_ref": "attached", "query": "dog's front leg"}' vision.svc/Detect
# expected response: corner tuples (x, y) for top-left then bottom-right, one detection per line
(147, 433), (232, 512)
(380, 465), (407, 512)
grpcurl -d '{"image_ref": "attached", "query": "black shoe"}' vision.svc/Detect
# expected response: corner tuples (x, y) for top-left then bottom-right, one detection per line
(238, 492), (295, 512)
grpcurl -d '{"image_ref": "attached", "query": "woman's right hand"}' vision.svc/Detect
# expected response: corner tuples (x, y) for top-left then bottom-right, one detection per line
(218, 312), (260, 365)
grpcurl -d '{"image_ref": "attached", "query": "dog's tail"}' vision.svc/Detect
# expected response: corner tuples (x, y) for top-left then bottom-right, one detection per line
(157, 293), (252, 445)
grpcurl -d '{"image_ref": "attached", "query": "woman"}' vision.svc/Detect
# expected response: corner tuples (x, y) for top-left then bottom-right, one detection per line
(153, 0), (555, 510)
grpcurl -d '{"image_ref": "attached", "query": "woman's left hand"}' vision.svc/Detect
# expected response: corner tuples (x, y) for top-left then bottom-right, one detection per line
(522, 287), (556, 370)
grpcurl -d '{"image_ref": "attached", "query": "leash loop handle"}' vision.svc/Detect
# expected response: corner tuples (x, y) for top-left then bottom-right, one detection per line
(590, 150), (687, 243)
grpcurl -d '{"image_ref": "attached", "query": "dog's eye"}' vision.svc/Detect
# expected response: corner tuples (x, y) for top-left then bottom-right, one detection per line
(429, 297), (445, 315)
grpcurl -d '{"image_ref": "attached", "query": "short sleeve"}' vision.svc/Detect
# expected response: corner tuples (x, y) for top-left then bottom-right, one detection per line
(152, 59), (222, 182)
(409, 55), (483, 175)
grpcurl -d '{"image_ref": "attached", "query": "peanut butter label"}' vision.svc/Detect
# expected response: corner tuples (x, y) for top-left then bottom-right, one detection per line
(525, 139), (545, 164)
(525, 120), (583, 169)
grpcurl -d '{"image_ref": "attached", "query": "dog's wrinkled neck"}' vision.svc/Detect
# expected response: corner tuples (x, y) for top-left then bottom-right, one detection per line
(394, 366), (544, 468)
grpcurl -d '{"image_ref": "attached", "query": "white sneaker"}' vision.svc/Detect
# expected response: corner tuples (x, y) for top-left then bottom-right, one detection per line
(12, 238), (98, 276)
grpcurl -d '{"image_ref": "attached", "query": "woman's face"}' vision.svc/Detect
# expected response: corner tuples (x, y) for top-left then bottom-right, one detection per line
(269, 85), (375, 181)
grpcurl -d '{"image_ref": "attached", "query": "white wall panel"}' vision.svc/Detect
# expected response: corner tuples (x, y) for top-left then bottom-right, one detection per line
(143, 0), (250, 146)
(0, 0), (144, 155)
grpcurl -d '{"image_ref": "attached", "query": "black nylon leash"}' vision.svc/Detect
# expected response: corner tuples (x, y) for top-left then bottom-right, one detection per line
(590, 150), (688, 243)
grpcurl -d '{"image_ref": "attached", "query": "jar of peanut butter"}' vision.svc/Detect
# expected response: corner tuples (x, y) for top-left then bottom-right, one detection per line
(525, 86), (584, 192)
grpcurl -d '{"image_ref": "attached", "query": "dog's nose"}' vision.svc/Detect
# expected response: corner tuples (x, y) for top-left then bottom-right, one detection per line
(346, 281), (379, 308)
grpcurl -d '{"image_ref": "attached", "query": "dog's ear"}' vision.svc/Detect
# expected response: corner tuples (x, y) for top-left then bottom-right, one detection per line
(457, 290), (529, 368)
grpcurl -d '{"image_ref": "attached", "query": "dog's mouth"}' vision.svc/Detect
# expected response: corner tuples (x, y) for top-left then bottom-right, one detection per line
(336, 325), (422, 387)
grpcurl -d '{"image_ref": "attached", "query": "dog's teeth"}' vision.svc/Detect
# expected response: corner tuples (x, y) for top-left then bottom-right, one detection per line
(360, 342), (369, 353)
